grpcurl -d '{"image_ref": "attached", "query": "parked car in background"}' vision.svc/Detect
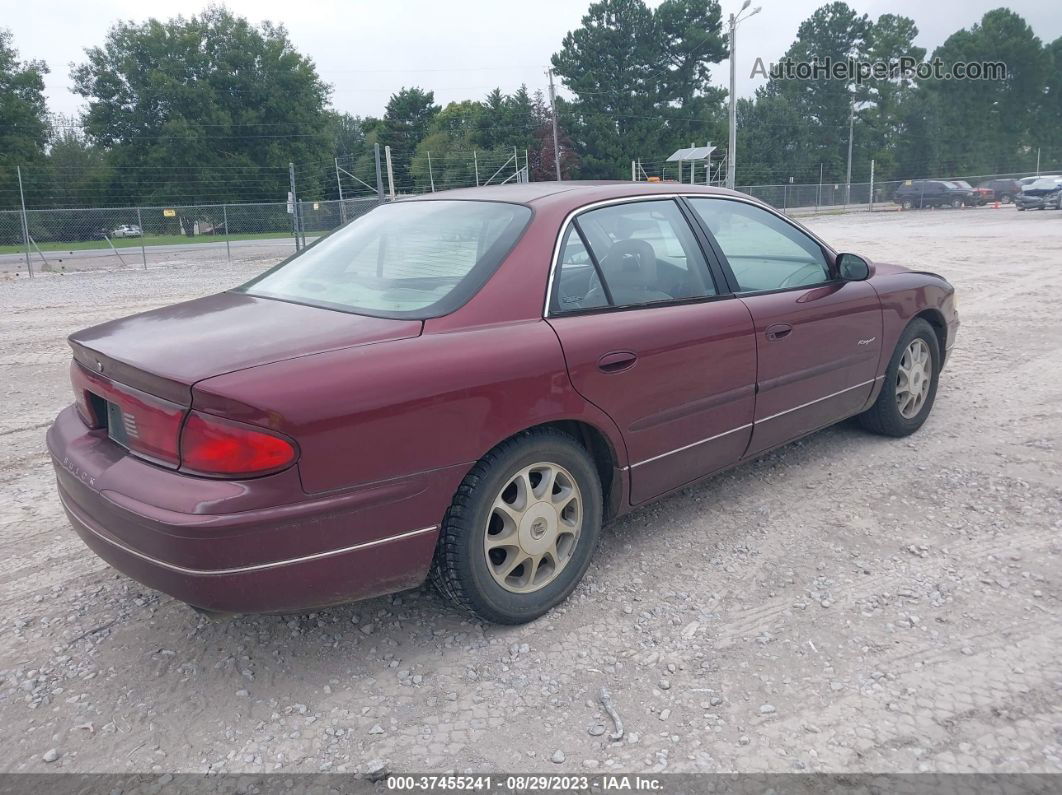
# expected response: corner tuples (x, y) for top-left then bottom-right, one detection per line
(1015, 176), (1062, 211)
(951, 180), (992, 205)
(977, 178), (1023, 203)
(893, 180), (972, 209)
(47, 183), (959, 623)
(110, 224), (143, 238)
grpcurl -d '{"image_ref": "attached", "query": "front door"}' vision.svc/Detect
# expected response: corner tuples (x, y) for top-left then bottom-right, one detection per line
(685, 197), (882, 456)
(546, 198), (757, 503)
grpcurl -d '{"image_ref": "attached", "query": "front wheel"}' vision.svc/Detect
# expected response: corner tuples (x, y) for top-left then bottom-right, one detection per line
(857, 319), (941, 437)
(431, 429), (603, 624)
(901, 199), (914, 210)
(951, 198), (962, 209)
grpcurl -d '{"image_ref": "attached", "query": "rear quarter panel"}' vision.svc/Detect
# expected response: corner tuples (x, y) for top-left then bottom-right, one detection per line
(191, 320), (628, 497)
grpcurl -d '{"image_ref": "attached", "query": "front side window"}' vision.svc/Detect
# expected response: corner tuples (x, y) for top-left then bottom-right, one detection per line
(240, 200), (531, 319)
(687, 198), (830, 293)
(551, 199), (715, 313)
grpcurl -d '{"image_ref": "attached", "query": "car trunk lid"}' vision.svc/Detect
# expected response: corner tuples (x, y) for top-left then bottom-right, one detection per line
(69, 291), (423, 404)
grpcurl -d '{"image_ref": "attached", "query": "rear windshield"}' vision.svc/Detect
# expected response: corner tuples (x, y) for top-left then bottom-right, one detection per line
(239, 200), (532, 319)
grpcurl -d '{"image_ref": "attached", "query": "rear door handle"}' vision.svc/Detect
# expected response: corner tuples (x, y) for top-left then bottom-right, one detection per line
(597, 351), (637, 373)
(765, 323), (793, 341)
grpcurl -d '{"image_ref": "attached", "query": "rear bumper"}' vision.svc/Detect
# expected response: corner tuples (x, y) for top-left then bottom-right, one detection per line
(48, 406), (463, 613)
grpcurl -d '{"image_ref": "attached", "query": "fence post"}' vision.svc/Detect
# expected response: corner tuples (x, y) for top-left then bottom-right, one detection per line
(384, 146), (396, 199)
(16, 166), (32, 278)
(816, 164), (822, 211)
(223, 204), (231, 264)
(373, 143), (385, 202)
(868, 159), (875, 212)
(474, 150), (480, 187)
(427, 151), (435, 192)
(335, 157), (347, 223)
(288, 162), (301, 251)
(526, 149), (531, 182)
(136, 207), (147, 269)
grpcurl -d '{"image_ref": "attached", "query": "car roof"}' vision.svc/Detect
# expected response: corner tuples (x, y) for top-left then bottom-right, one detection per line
(397, 180), (747, 214)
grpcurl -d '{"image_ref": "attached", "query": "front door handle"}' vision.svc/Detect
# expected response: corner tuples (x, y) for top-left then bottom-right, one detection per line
(765, 323), (793, 341)
(597, 351), (637, 373)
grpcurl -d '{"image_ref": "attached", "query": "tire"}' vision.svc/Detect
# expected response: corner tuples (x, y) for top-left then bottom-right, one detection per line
(857, 319), (941, 438)
(430, 428), (603, 624)
(950, 198), (962, 209)
(1001, 194), (1012, 204)
(901, 199), (913, 210)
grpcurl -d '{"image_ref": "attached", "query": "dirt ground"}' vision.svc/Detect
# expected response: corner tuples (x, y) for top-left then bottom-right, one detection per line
(0, 207), (1059, 775)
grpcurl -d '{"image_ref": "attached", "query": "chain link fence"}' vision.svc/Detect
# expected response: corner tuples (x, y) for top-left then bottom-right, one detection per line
(1, 197), (381, 277)
(3, 161), (1056, 278)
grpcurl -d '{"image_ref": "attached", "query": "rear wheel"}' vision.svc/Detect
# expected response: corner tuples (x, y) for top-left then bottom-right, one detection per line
(857, 319), (940, 437)
(901, 199), (914, 210)
(1001, 193), (1013, 204)
(950, 198), (962, 209)
(431, 429), (602, 624)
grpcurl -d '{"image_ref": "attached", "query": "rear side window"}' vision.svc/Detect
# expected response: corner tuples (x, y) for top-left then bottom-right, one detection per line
(240, 200), (531, 319)
(688, 198), (830, 293)
(550, 199), (715, 313)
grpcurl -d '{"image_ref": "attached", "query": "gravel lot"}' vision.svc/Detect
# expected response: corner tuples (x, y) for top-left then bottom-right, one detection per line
(0, 207), (1059, 775)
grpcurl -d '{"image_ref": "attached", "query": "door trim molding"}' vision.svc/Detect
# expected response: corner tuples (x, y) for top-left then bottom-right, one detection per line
(629, 423), (752, 469)
(625, 375), (884, 470)
(757, 376), (883, 424)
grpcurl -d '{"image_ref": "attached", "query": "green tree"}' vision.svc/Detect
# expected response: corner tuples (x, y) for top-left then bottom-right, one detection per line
(766, 2), (871, 180)
(71, 6), (332, 205)
(858, 14), (925, 179)
(46, 123), (112, 207)
(551, 0), (727, 178)
(1040, 37), (1062, 167)
(0, 29), (49, 209)
(914, 9), (1048, 175)
(380, 87), (440, 190)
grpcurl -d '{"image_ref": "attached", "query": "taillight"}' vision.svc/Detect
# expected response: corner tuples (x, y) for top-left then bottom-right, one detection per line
(179, 411), (297, 477)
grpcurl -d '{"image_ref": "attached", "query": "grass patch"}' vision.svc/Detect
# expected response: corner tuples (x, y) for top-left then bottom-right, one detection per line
(0, 231), (295, 255)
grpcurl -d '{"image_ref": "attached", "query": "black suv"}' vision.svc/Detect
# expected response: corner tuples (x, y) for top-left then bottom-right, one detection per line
(892, 180), (974, 209)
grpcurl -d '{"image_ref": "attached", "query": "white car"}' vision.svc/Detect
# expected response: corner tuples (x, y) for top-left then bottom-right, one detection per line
(110, 224), (143, 238)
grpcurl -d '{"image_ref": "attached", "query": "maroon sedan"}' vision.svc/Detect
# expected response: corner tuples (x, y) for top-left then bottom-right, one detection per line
(48, 183), (958, 624)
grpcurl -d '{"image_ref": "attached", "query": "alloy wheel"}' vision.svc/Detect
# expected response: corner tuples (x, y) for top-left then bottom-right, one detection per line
(483, 462), (583, 594)
(896, 338), (932, 419)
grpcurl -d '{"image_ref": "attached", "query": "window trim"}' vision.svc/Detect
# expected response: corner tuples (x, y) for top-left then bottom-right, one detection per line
(680, 195), (838, 296)
(545, 196), (728, 318)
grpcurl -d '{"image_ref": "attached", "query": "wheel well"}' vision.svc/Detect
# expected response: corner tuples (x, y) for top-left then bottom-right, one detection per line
(916, 309), (947, 355)
(502, 420), (622, 521)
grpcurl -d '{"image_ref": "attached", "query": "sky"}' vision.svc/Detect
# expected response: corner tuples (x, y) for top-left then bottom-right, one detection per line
(4, 0), (1061, 122)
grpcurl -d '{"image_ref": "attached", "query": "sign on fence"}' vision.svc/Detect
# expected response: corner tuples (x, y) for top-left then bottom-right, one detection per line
(163, 208), (176, 217)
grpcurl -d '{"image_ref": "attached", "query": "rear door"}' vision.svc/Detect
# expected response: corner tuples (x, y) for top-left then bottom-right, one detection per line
(685, 197), (882, 457)
(546, 198), (756, 504)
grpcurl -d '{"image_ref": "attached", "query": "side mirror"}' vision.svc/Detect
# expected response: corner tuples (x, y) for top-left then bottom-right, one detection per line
(837, 252), (871, 281)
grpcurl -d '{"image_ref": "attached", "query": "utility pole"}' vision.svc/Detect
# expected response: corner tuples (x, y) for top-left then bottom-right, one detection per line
(845, 98), (855, 207)
(726, 1), (760, 190)
(335, 157), (346, 223)
(16, 166), (32, 277)
(547, 67), (562, 181)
